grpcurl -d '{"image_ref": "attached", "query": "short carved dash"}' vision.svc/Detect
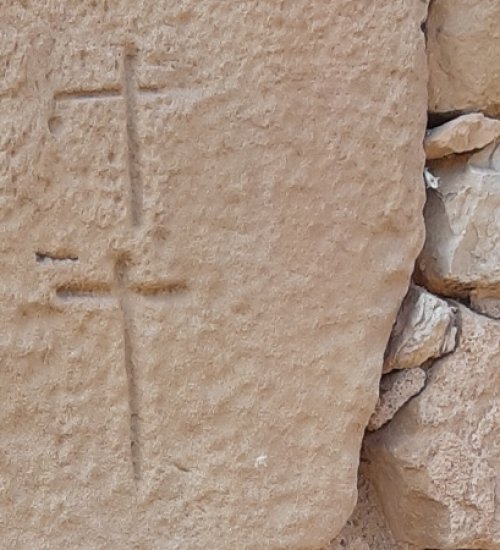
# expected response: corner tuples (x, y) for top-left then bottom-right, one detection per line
(36, 252), (78, 263)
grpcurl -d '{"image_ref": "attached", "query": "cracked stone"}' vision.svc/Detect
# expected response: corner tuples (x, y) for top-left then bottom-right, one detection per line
(417, 149), (500, 298)
(384, 284), (458, 374)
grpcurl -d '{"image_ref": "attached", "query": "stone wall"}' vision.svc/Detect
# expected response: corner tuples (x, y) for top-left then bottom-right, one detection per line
(2, 1), (498, 549)
(334, 1), (500, 548)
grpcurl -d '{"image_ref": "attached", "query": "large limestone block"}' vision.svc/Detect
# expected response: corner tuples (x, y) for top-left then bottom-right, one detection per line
(1, 2), (428, 548)
(427, 0), (500, 116)
(384, 284), (458, 373)
(365, 306), (500, 549)
(418, 149), (500, 298)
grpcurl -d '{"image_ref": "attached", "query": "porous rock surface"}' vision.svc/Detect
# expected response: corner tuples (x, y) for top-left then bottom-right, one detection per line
(367, 368), (426, 432)
(427, 0), (500, 116)
(0, 2), (428, 548)
(365, 305), (500, 549)
(418, 149), (500, 298)
(424, 113), (500, 160)
(383, 284), (458, 373)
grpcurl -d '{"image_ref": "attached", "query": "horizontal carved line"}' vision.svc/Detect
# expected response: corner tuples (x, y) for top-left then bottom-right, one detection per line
(137, 87), (205, 101)
(55, 284), (113, 300)
(129, 281), (189, 296)
(54, 89), (122, 101)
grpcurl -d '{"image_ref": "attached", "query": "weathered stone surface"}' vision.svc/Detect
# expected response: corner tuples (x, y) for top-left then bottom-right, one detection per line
(427, 0), (500, 116)
(365, 306), (500, 549)
(418, 150), (500, 298)
(425, 114), (500, 160)
(1, 2), (428, 548)
(469, 140), (500, 171)
(470, 290), (500, 319)
(384, 284), (458, 373)
(367, 368), (426, 432)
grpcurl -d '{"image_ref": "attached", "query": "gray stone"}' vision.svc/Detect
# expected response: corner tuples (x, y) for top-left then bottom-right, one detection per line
(384, 284), (458, 373)
(418, 150), (500, 298)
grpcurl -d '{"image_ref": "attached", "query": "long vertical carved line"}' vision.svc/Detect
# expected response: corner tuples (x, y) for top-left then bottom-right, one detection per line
(115, 260), (142, 482)
(123, 49), (143, 227)
(122, 300), (142, 482)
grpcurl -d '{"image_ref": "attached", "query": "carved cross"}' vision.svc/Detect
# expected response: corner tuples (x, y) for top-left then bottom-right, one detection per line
(53, 45), (190, 227)
(47, 44), (193, 483)
(53, 257), (188, 482)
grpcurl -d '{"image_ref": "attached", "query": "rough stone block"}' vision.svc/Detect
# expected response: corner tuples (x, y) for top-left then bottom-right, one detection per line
(1, 2), (429, 548)
(427, 0), (500, 116)
(418, 150), (500, 298)
(365, 306), (500, 549)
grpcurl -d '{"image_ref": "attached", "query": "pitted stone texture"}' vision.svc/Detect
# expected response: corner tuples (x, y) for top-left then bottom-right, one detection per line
(367, 368), (426, 432)
(365, 306), (500, 549)
(427, 0), (500, 116)
(425, 114), (500, 160)
(384, 284), (458, 373)
(418, 151), (500, 298)
(1, 2), (428, 548)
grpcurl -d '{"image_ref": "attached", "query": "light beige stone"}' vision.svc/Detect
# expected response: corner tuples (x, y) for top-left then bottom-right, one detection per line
(367, 368), (426, 432)
(427, 0), (500, 116)
(418, 151), (500, 298)
(424, 114), (500, 160)
(365, 306), (500, 549)
(384, 284), (458, 373)
(1, 1), (429, 548)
